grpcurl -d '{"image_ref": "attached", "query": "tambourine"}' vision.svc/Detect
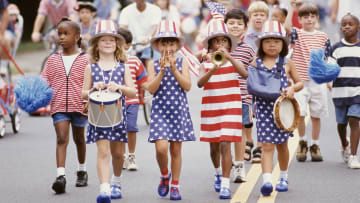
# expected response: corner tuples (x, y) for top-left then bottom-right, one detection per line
(273, 95), (300, 132)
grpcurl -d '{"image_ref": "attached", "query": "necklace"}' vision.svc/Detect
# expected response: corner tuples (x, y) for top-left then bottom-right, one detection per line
(101, 61), (118, 85)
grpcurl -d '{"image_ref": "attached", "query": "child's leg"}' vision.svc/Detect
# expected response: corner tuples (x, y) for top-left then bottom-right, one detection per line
(276, 142), (289, 171)
(337, 123), (348, 147)
(169, 141), (182, 183)
(128, 131), (137, 154)
(155, 140), (169, 173)
(96, 140), (111, 184)
(234, 141), (245, 162)
(110, 141), (124, 177)
(71, 126), (86, 165)
(348, 117), (360, 155)
(261, 143), (275, 174)
(311, 117), (321, 141)
(309, 117), (323, 162)
(54, 121), (71, 168)
(220, 141), (232, 178)
(210, 143), (220, 169)
(298, 116), (306, 139)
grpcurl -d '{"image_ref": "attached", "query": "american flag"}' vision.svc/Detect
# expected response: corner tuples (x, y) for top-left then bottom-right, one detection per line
(178, 45), (200, 77)
(205, 1), (227, 20)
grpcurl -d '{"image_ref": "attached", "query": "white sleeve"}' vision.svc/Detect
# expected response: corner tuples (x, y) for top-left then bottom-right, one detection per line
(119, 7), (129, 26)
(151, 6), (162, 25)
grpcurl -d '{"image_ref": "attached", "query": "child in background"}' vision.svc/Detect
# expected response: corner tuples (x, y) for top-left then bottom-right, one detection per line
(82, 20), (136, 202)
(224, 9), (255, 182)
(271, 7), (287, 24)
(74, 1), (97, 51)
(41, 18), (89, 194)
(118, 27), (148, 171)
(198, 19), (247, 199)
(329, 14), (360, 169)
(147, 20), (195, 201)
(251, 20), (303, 196)
(285, 1), (332, 162)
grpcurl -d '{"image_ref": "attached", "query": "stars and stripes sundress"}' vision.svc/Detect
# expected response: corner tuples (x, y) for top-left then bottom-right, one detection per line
(148, 58), (195, 143)
(86, 63), (128, 144)
(254, 57), (293, 144)
(200, 61), (242, 143)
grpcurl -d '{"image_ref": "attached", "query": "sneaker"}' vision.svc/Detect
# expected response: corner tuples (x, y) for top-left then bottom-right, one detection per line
(348, 155), (360, 169)
(214, 174), (222, 192)
(340, 144), (350, 163)
(275, 178), (288, 192)
(219, 187), (231, 199)
(296, 140), (308, 162)
(52, 175), (66, 194)
(96, 194), (111, 203)
(158, 173), (171, 197)
(75, 171), (88, 187)
(127, 154), (138, 171)
(170, 187), (182, 200)
(310, 144), (323, 162)
(0, 66), (7, 77)
(232, 163), (246, 183)
(260, 182), (273, 196)
(110, 185), (122, 199)
(123, 154), (128, 169)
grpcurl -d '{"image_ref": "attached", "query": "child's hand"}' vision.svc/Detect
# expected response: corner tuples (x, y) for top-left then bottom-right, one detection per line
(327, 82), (333, 91)
(281, 86), (295, 98)
(201, 49), (211, 62)
(290, 0), (297, 8)
(169, 56), (177, 73)
(108, 82), (120, 92)
(217, 47), (231, 61)
(93, 82), (106, 90)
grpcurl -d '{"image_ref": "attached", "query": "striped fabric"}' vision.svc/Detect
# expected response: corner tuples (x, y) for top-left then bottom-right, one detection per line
(178, 45), (200, 77)
(125, 55), (148, 105)
(41, 52), (88, 115)
(329, 39), (360, 106)
(95, 19), (118, 35)
(231, 41), (255, 105)
(200, 61), (242, 143)
(290, 28), (331, 81)
(156, 19), (178, 37)
(207, 19), (230, 36)
(205, 1), (227, 17)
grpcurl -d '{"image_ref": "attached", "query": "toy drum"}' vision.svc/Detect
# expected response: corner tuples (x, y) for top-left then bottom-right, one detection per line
(273, 95), (300, 132)
(88, 90), (122, 130)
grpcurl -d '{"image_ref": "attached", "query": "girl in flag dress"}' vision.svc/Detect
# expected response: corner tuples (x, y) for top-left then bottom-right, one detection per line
(197, 19), (248, 199)
(147, 20), (195, 201)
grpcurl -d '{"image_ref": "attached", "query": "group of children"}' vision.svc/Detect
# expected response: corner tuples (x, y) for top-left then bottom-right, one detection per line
(40, 0), (360, 202)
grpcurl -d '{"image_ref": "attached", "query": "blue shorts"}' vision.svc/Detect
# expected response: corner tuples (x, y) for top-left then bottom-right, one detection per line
(137, 47), (161, 60)
(52, 112), (88, 127)
(335, 104), (360, 124)
(242, 103), (253, 128)
(126, 104), (139, 132)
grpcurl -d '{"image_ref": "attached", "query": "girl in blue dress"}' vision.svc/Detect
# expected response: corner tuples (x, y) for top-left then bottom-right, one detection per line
(250, 21), (303, 197)
(147, 20), (195, 201)
(82, 20), (136, 203)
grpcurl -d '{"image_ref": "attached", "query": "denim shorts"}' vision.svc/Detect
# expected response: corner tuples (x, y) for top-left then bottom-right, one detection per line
(242, 103), (253, 128)
(126, 104), (139, 132)
(52, 112), (88, 127)
(334, 104), (360, 124)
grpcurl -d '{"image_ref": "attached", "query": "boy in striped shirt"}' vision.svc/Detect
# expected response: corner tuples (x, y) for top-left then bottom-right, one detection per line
(329, 14), (360, 169)
(285, 1), (332, 162)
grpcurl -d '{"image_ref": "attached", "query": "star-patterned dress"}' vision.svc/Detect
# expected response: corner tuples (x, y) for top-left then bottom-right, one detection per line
(86, 62), (128, 144)
(148, 58), (195, 143)
(254, 57), (293, 144)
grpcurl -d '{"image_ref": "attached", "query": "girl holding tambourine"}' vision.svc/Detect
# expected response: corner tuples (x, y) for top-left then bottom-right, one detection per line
(82, 20), (136, 202)
(249, 21), (303, 197)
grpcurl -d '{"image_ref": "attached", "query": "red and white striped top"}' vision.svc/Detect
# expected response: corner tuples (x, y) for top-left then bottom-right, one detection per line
(41, 52), (88, 115)
(125, 55), (148, 105)
(291, 28), (329, 81)
(200, 61), (242, 143)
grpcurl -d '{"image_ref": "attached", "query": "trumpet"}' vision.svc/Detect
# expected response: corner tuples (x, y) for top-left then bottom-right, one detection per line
(211, 51), (225, 66)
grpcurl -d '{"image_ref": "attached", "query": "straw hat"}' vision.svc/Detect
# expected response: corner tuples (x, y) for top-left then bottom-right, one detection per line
(202, 19), (237, 51)
(255, 20), (289, 48)
(150, 20), (184, 51)
(89, 20), (124, 46)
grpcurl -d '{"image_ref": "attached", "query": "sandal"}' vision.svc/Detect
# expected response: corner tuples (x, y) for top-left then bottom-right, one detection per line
(244, 141), (254, 161)
(252, 147), (262, 163)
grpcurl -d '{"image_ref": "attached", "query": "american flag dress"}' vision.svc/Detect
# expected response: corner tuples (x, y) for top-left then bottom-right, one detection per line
(200, 61), (242, 143)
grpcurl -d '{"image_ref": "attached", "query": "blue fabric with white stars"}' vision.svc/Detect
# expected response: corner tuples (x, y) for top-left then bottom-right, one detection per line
(254, 57), (293, 144)
(148, 58), (195, 143)
(86, 63), (128, 144)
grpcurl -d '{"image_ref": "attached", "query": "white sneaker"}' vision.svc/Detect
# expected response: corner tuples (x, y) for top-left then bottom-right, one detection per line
(127, 154), (138, 171)
(340, 145), (350, 163)
(232, 163), (246, 183)
(122, 154), (128, 169)
(348, 155), (360, 169)
(0, 65), (7, 77)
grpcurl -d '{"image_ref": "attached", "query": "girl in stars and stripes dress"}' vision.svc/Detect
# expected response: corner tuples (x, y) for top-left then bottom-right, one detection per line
(147, 20), (195, 201)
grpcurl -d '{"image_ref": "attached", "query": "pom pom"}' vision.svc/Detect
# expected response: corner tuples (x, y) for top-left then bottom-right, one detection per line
(14, 75), (53, 113)
(308, 49), (341, 84)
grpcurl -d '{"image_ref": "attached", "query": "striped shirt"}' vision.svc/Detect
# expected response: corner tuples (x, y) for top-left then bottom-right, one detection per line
(329, 39), (360, 106)
(200, 61), (242, 143)
(41, 52), (88, 115)
(231, 41), (255, 104)
(290, 28), (331, 81)
(125, 55), (148, 105)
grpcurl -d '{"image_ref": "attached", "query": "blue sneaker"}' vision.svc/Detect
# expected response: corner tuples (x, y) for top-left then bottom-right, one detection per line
(110, 185), (122, 199)
(219, 187), (231, 199)
(158, 173), (171, 197)
(214, 174), (222, 192)
(96, 194), (111, 203)
(275, 178), (288, 192)
(261, 182), (273, 196)
(170, 187), (182, 200)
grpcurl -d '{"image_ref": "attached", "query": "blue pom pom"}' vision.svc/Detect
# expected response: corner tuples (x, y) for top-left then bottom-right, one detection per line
(14, 75), (53, 113)
(308, 49), (341, 84)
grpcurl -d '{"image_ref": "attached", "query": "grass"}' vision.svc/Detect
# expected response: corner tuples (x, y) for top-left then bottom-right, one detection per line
(16, 41), (45, 54)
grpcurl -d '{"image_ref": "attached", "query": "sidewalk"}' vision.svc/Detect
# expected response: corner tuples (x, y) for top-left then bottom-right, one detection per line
(13, 49), (48, 74)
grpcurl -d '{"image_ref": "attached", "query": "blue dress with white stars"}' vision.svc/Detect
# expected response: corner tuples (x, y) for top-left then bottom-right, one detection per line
(254, 57), (293, 144)
(86, 63), (128, 144)
(148, 58), (195, 143)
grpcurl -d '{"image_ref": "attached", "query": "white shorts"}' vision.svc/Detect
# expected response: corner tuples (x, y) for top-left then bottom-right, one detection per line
(294, 80), (328, 118)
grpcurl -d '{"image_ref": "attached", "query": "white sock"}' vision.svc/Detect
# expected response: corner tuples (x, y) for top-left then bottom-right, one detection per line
(262, 173), (272, 184)
(215, 167), (222, 175)
(100, 183), (111, 196)
(78, 163), (86, 172)
(111, 175), (121, 186)
(299, 136), (307, 141)
(128, 153), (135, 156)
(311, 139), (320, 146)
(234, 161), (244, 167)
(279, 170), (288, 180)
(57, 167), (65, 177)
(0, 60), (9, 68)
(220, 177), (230, 188)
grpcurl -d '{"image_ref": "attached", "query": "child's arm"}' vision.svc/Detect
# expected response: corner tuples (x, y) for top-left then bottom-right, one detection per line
(169, 57), (191, 91)
(31, 14), (46, 42)
(284, 0), (296, 34)
(283, 59), (303, 98)
(219, 47), (248, 78)
(117, 65), (136, 98)
(146, 60), (165, 95)
(82, 65), (93, 100)
(197, 63), (218, 88)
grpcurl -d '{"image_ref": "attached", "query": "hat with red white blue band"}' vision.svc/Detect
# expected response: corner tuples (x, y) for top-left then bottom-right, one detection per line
(202, 19), (237, 51)
(255, 20), (289, 48)
(89, 20), (124, 46)
(150, 20), (184, 51)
